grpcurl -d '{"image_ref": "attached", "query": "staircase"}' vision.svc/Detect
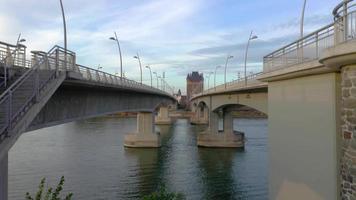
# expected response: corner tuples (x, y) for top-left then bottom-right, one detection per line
(0, 45), (74, 150)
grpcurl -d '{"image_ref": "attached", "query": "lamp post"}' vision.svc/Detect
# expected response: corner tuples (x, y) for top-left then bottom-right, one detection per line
(244, 31), (258, 86)
(109, 32), (123, 78)
(214, 65), (221, 91)
(301, 0), (307, 38)
(133, 53), (143, 84)
(224, 55), (234, 89)
(206, 72), (213, 90)
(157, 76), (162, 90)
(59, 0), (67, 68)
(145, 65), (153, 87)
(153, 72), (159, 88)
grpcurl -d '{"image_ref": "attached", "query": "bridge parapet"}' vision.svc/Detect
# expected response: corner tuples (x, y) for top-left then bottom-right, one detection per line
(263, 0), (356, 73)
(191, 72), (265, 100)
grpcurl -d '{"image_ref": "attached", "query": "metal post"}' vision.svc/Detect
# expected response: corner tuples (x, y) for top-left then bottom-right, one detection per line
(134, 53), (143, 84)
(59, 0), (67, 70)
(244, 31), (258, 86)
(113, 32), (123, 78)
(244, 31), (252, 86)
(146, 66), (153, 87)
(224, 56), (233, 89)
(301, 0), (307, 38)
(214, 66), (220, 91)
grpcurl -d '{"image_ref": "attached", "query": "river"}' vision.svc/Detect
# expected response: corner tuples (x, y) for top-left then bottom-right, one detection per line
(8, 117), (268, 200)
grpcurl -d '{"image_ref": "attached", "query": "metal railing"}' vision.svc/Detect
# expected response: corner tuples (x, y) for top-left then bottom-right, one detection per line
(0, 41), (28, 88)
(0, 46), (70, 138)
(76, 64), (169, 95)
(263, 0), (356, 73)
(191, 72), (263, 99)
(263, 24), (335, 72)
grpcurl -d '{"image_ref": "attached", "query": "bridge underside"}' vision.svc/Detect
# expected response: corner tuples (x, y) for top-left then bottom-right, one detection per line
(28, 80), (174, 131)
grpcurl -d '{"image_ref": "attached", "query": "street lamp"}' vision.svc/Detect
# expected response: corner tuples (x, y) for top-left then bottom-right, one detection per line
(133, 53), (143, 84)
(157, 75), (162, 90)
(244, 31), (258, 86)
(224, 55), (234, 89)
(301, 0), (307, 38)
(153, 72), (159, 88)
(206, 72), (213, 90)
(214, 66), (221, 91)
(59, 0), (67, 68)
(16, 34), (26, 46)
(145, 65), (153, 87)
(109, 32), (123, 78)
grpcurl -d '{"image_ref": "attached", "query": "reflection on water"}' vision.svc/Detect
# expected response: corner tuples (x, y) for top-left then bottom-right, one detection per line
(9, 117), (268, 199)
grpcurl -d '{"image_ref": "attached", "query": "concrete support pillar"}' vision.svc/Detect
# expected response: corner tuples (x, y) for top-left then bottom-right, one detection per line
(155, 106), (172, 125)
(197, 109), (244, 148)
(190, 106), (208, 125)
(124, 112), (161, 148)
(0, 153), (8, 200)
(340, 64), (356, 199)
(223, 111), (234, 135)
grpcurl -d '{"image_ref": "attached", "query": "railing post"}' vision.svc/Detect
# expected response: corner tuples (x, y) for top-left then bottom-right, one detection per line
(87, 69), (91, 81)
(316, 33), (319, 57)
(34, 68), (40, 102)
(55, 49), (59, 77)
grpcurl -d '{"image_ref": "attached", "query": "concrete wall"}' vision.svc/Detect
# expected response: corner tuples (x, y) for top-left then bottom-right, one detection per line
(268, 73), (340, 200)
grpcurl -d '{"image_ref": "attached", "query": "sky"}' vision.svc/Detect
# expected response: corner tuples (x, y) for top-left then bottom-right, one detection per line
(0, 0), (340, 94)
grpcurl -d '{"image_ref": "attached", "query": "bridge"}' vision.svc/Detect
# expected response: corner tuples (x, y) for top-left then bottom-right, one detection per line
(0, 42), (176, 199)
(190, 1), (356, 199)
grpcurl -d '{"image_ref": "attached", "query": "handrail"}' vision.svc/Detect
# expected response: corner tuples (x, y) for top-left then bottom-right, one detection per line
(333, 0), (353, 18)
(263, 0), (356, 73)
(191, 72), (263, 99)
(0, 46), (58, 101)
(263, 23), (334, 59)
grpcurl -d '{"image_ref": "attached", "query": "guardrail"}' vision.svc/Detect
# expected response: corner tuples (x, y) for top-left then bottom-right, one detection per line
(263, 0), (356, 73)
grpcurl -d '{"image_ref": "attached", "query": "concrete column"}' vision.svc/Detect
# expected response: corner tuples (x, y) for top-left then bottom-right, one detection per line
(203, 107), (209, 124)
(223, 111), (234, 135)
(340, 64), (356, 199)
(208, 111), (219, 134)
(197, 109), (244, 148)
(155, 106), (172, 125)
(124, 112), (161, 148)
(190, 106), (208, 125)
(0, 153), (8, 200)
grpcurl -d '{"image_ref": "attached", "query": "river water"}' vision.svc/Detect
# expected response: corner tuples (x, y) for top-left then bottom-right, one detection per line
(8, 117), (268, 200)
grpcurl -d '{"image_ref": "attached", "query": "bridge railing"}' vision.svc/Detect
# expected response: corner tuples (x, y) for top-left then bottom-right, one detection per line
(263, 0), (356, 73)
(192, 72), (263, 99)
(0, 46), (72, 139)
(76, 64), (162, 92)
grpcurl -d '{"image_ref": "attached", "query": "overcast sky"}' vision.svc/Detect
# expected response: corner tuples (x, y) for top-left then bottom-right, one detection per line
(0, 0), (340, 94)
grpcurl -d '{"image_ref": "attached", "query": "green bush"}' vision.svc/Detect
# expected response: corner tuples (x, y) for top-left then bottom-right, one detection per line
(25, 176), (73, 200)
(142, 188), (185, 200)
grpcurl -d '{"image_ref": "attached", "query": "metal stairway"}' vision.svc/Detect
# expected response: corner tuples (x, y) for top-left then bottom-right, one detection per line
(0, 45), (74, 155)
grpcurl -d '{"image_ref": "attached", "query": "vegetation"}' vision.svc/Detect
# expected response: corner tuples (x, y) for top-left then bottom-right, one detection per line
(25, 176), (73, 200)
(142, 188), (185, 200)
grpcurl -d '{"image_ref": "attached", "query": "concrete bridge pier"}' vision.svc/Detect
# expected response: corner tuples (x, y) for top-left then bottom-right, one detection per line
(155, 106), (172, 125)
(124, 112), (161, 148)
(0, 153), (8, 200)
(197, 109), (244, 148)
(190, 105), (209, 125)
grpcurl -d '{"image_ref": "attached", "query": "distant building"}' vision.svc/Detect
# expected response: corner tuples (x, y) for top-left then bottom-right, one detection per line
(175, 89), (188, 109)
(186, 71), (204, 101)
